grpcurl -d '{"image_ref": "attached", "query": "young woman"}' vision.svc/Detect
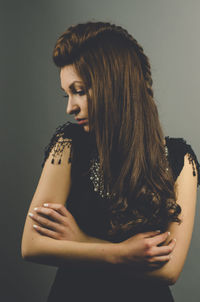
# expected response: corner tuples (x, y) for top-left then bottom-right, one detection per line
(21, 21), (200, 302)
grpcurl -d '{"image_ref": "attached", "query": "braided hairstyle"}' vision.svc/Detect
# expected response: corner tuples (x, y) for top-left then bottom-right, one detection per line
(53, 22), (181, 242)
(102, 23), (154, 97)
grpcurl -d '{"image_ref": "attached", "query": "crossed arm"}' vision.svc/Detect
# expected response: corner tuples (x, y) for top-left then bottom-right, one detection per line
(21, 143), (198, 285)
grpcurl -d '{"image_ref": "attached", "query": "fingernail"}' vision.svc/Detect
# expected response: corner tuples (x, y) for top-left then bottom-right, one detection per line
(29, 212), (34, 217)
(156, 230), (161, 233)
(168, 231), (171, 236)
(34, 207), (38, 211)
(173, 238), (176, 242)
(33, 224), (38, 228)
(43, 203), (49, 207)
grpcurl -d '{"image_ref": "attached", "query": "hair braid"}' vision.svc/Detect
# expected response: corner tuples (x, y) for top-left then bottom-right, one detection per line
(54, 21), (154, 99)
(84, 22), (154, 99)
(107, 24), (154, 98)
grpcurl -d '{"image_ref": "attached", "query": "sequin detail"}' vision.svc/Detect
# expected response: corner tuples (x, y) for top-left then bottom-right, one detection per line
(50, 137), (72, 165)
(89, 155), (116, 199)
(41, 122), (74, 168)
(89, 145), (169, 199)
(187, 153), (197, 177)
(165, 145), (169, 171)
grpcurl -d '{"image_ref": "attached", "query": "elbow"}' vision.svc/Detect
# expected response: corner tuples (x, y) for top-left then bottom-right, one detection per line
(154, 257), (182, 286)
(21, 252), (31, 262)
(146, 263), (181, 285)
(21, 237), (40, 261)
(21, 243), (33, 261)
(21, 245), (44, 264)
(21, 246), (26, 260)
(160, 269), (180, 286)
(21, 238), (28, 260)
(21, 224), (47, 262)
(166, 273), (179, 286)
(163, 276), (177, 286)
(21, 248), (32, 261)
(21, 236), (31, 260)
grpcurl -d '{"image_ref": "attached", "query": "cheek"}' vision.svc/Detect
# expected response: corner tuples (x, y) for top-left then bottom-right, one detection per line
(83, 99), (89, 111)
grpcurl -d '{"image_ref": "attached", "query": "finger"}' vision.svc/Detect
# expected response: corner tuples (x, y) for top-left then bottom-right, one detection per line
(151, 239), (176, 257)
(33, 207), (65, 223)
(42, 203), (71, 217)
(33, 224), (59, 239)
(143, 230), (161, 238)
(29, 211), (60, 231)
(149, 231), (170, 246)
(147, 254), (171, 263)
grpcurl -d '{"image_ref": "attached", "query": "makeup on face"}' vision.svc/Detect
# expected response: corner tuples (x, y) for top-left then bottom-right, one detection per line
(60, 65), (90, 132)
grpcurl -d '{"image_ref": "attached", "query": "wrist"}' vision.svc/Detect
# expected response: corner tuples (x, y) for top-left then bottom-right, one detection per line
(113, 243), (125, 265)
(79, 234), (123, 265)
(104, 242), (121, 265)
(82, 235), (121, 265)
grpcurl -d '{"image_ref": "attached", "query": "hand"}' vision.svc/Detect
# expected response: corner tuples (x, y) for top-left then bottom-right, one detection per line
(117, 230), (176, 270)
(28, 203), (89, 242)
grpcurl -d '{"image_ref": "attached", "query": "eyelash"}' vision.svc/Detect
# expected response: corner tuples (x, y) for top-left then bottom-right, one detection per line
(62, 90), (85, 99)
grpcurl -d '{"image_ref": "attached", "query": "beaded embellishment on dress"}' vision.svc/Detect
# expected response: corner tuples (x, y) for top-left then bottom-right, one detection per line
(165, 145), (169, 171)
(50, 137), (72, 165)
(89, 155), (116, 199)
(187, 153), (197, 176)
(41, 122), (74, 168)
(89, 145), (169, 199)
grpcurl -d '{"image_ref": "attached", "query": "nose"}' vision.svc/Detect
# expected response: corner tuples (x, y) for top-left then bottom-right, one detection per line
(66, 97), (79, 115)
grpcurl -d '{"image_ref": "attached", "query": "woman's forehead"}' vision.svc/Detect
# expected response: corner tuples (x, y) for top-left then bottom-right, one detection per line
(60, 65), (83, 88)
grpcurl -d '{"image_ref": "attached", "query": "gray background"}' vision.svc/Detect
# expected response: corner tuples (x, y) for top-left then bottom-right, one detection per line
(1, 0), (199, 301)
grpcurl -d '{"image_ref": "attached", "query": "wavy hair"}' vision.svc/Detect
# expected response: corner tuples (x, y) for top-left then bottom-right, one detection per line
(52, 21), (181, 241)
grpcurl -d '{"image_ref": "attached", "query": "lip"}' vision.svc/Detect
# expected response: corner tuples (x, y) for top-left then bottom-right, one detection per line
(75, 117), (87, 121)
(77, 119), (88, 125)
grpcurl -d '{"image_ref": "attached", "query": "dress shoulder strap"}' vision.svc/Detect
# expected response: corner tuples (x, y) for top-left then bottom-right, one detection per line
(165, 136), (200, 187)
(41, 121), (79, 168)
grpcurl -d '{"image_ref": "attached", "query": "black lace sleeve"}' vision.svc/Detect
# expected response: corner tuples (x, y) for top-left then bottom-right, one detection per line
(41, 121), (75, 168)
(166, 136), (200, 187)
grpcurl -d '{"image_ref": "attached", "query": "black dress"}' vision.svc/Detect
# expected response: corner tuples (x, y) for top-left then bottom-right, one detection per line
(41, 121), (200, 302)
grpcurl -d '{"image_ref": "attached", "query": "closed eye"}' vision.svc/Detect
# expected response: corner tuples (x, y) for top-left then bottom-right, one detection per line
(62, 90), (85, 99)
(76, 90), (85, 96)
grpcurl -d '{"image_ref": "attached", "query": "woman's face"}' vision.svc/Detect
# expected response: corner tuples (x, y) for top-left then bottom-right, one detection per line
(60, 65), (90, 132)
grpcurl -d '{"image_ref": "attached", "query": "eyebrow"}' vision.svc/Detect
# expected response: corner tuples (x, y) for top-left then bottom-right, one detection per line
(60, 81), (83, 91)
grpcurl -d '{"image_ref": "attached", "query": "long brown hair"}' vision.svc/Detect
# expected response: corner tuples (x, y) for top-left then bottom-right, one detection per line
(52, 21), (181, 241)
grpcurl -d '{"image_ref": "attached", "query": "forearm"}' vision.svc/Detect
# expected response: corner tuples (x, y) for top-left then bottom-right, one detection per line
(86, 235), (111, 244)
(22, 235), (118, 267)
(22, 234), (174, 284)
(86, 236), (174, 284)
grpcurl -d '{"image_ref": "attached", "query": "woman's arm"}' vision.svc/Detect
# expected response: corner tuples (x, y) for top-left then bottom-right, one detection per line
(22, 142), (197, 284)
(21, 137), (169, 270)
(21, 139), (118, 266)
(22, 235), (117, 267)
(85, 153), (198, 285)
(117, 153), (198, 284)
(21, 138), (73, 259)
(147, 153), (198, 284)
